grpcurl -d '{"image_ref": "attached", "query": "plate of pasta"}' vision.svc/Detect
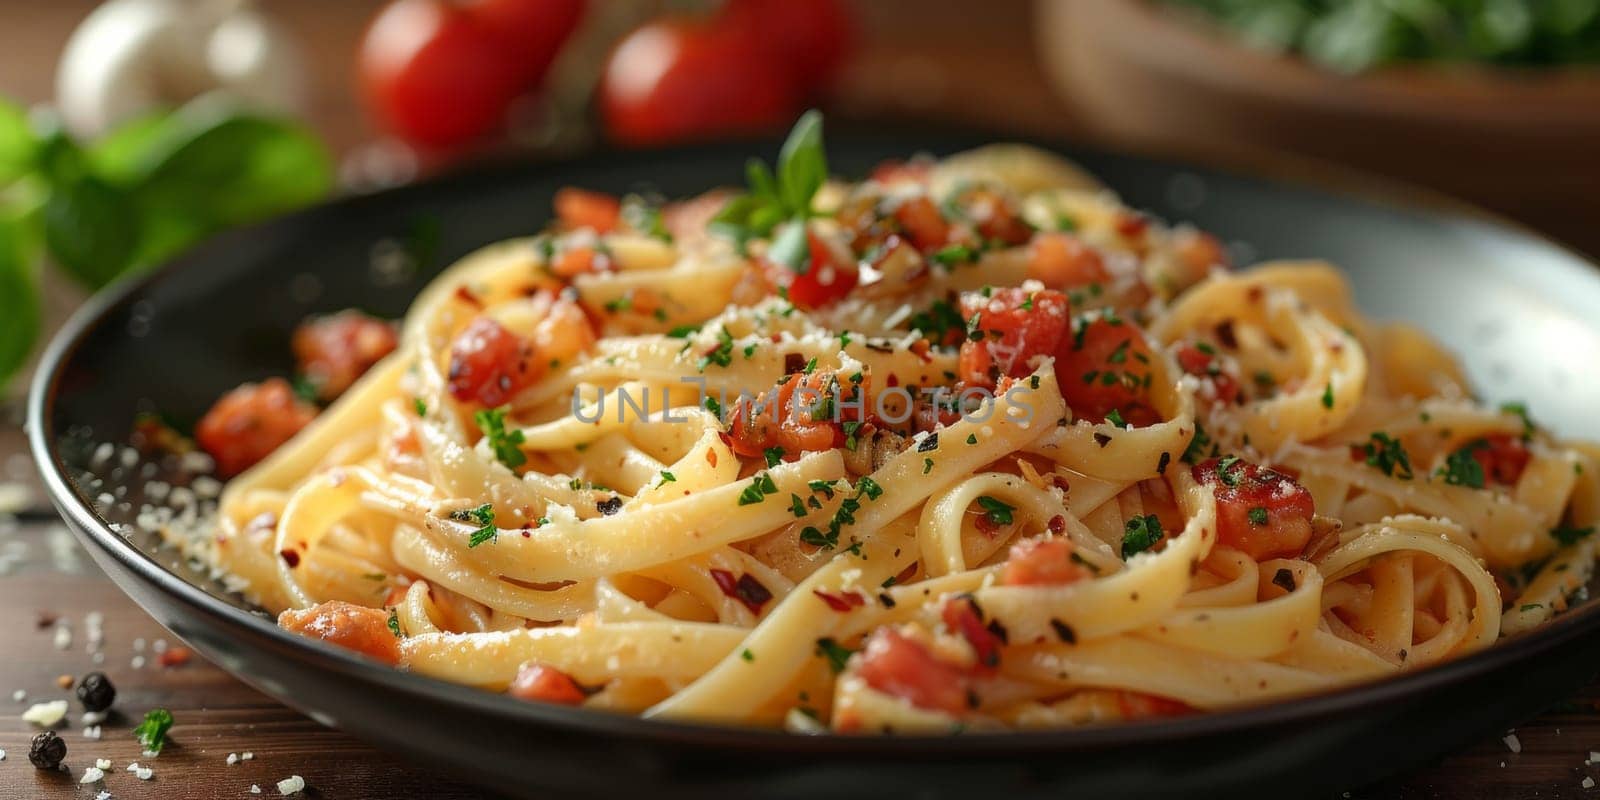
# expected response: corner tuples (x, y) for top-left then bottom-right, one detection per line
(30, 114), (1600, 799)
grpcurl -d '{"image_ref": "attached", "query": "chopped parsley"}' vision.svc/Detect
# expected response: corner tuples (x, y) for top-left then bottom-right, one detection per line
(924, 457), (934, 474)
(799, 526), (835, 549)
(474, 407), (526, 471)
(857, 476), (883, 500)
(1360, 432), (1414, 479)
(1105, 408), (1127, 429)
(413, 398), (427, 417)
(1216, 455), (1243, 487)
(603, 295), (632, 313)
(966, 433), (978, 445)
(133, 708), (175, 754)
(931, 243), (979, 267)
(1248, 507), (1268, 526)
(666, 323), (700, 338)
(739, 473), (780, 506)
(454, 503), (498, 547)
(704, 395), (723, 419)
(790, 494), (809, 518)
(815, 637), (854, 673)
(1182, 421), (1216, 464)
(976, 495), (1014, 526)
(908, 299), (966, 345)
(1122, 514), (1164, 557)
(1437, 443), (1486, 488)
(842, 420), (863, 450)
(659, 470), (676, 484)
(699, 326), (735, 370)
(387, 609), (402, 638)
(765, 446), (786, 468)
(1321, 381), (1335, 409)
(741, 648), (755, 662)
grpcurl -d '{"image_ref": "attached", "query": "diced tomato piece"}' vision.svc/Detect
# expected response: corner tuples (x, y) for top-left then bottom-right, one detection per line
(1054, 316), (1159, 426)
(855, 627), (970, 715)
(1000, 538), (1091, 586)
(446, 318), (543, 407)
(549, 244), (612, 279)
(1115, 690), (1193, 719)
(957, 288), (1070, 387)
(197, 378), (319, 477)
(1192, 457), (1315, 560)
(764, 229), (859, 310)
(1172, 229), (1228, 274)
(892, 196), (951, 251)
(278, 601), (401, 665)
(508, 663), (588, 705)
(958, 187), (1032, 246)
(1471, 434), (1531, 487)
(728, 370), (867, 457)
(553, 187), (621, 234)
(291, 310), (399, 401)
(1174, 342), (1240, 405)
(1028, 232), (1109, 290)
(940, 595), (1003, 673)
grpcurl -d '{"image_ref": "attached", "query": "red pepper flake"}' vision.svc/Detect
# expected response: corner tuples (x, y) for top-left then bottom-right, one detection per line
(710, 568), (774, 615)
(706, 448), (718, 468)
(158, 647), (193, 668)
(1047, 514), (1066, 534)
(279, 548), (301, 568)
(453, 285), (484, 308)
(813, 589), (867, 612)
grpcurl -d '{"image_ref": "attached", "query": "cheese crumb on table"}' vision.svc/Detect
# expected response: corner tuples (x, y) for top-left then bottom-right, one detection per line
(22, 700), (69, 727)
(1503, 733), (1523, 754)
(277, 775), (306, 795)
(95, 758), (112, 769)
(80, 766), (105, 784)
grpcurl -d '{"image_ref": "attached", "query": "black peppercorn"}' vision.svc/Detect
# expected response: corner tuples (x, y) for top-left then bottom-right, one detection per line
(76, 671), (116, 712)
(28, 730), (66, 769)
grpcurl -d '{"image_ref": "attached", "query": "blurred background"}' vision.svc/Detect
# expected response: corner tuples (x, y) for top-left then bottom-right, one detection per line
(2, 0), (1599, 394)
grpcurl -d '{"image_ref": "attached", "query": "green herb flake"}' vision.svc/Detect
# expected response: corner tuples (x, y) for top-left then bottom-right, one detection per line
(976, 495), (1014, 527)
(815, 637), (854, 674)
(1122, 514), (1164, 557)
(474, 407), (527, 471)
(133, 708), (176, 754)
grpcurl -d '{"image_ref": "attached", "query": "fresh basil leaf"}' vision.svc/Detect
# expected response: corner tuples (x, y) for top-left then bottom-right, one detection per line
(0, 219), (40, 387)
(746, 158), (779, 201)
(767, 221), (811, 273)
(0, 98), (36, 185)
(776, 109), (826, 218)
(135, 113), (332, 228)
(86, 111), (184, 183)
(44, 173), (139, 289)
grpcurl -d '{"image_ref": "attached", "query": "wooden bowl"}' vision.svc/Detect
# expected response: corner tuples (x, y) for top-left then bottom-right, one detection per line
(1035, 0), (1600, 255)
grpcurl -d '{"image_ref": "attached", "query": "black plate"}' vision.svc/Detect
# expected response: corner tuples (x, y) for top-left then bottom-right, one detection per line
(27, 135), (1600, 799)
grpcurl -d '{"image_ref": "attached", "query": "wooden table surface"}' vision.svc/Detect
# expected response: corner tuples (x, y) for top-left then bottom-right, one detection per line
(6, 1), (1600, 798)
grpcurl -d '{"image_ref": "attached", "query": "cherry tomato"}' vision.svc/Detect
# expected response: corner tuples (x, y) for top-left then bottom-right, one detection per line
(279, 601), (402, 665)
(197, 378), (319, 477)
(719, 0), (855, 94)
(763, 229), (859, 310)
(509, 663), (588, 705)
(359, 0), (584, 150)
(1471, 434), (1532, 487)
(1000, 538), (1091, 586)
(856, 627), (970, 715)
(1028, 232), (1109, 290)
(553, 187), (621, 234)
(291, 310), (399, 401)
(446, 317), (542, 407)
(957, 288), (1070, 387)
(600, 18), (802, 147)
(1054, 316), (1159, 426)
(1192, 456), (1315, 561)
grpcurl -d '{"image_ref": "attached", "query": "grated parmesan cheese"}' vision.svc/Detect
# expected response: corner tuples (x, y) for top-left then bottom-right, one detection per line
(80, 766), (105, 784)
(1584, 777), (1596, 789)
(277, 775), (306, 795)
(96, 758), (112, 770)
(1503, 733), (1522, 753)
